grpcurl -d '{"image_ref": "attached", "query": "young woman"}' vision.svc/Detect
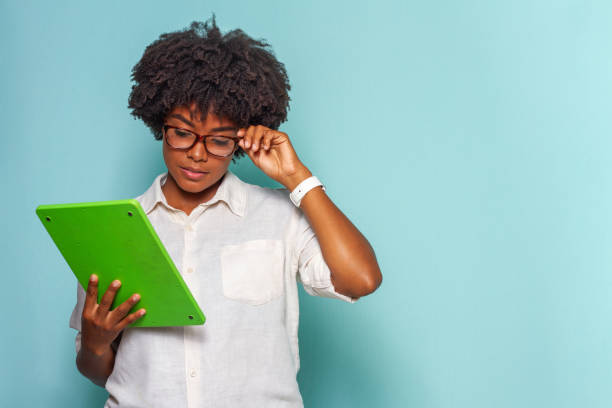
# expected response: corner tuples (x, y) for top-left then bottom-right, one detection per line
(70, 17), (382, 407)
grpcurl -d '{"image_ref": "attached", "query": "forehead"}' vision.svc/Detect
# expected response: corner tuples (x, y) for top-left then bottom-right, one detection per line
(167, 102), (237, 129)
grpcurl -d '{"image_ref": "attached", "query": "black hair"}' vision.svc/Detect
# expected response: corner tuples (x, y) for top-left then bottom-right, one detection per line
(128, 15), (291, 158)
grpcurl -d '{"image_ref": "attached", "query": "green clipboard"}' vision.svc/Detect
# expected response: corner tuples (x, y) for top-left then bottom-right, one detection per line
(36, 199), (205, 328)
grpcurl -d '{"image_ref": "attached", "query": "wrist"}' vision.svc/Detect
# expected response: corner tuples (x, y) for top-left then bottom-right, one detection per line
(81, 337), (113, 358)
(289, 175), (325, 207)
(77, 341), (115, 388)
(281, 166), (312, 191)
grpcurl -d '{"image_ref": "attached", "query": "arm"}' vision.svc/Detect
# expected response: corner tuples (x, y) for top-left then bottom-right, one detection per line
(237, 126), (383, 299)
(283, 168), (382, 298)
(76, 340), (117, 387)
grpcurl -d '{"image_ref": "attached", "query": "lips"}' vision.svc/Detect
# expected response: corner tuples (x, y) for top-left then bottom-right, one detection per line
(181, 166), (208, 174)
(180, 166), (209, 180)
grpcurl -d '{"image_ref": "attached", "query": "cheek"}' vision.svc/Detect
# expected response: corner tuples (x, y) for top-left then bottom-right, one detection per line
(162, 143), (169, 163)
(212, 158), (233, 175)
(162, 145), (180, 168)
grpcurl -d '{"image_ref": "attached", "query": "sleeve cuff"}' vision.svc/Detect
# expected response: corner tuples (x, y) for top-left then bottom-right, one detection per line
(302, 282), (358, 303)
(299, 254), (358, 303)
(69, 281), (86, 331)
(75, 332), (82, 354)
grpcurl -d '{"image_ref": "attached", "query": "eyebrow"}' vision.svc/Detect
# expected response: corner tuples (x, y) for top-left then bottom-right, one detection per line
(168, 114), (194, 127)
(167, 114), (238, 133)
(210, 126), (238, 132)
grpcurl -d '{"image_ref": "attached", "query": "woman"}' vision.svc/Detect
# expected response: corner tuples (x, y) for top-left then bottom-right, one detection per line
(70, 16), (382, 407)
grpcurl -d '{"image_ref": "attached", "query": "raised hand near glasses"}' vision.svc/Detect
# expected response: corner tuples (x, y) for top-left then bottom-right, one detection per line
(237, 125), (313, 190)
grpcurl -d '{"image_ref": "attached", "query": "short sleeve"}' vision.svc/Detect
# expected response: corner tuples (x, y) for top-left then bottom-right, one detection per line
(69, 282), (86, 354)
(294, 211), (357, 303)
(70, 281), (86, 331)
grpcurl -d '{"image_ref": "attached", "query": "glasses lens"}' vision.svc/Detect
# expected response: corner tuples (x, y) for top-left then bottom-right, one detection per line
(165, 127), (196, 149)
(206, 136), (236, 157)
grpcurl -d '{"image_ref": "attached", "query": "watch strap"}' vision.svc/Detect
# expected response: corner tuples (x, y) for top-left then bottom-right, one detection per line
(289, 176), (325, 207)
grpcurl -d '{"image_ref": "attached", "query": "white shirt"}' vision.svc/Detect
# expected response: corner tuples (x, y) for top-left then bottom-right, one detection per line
(69, 170), (356, 407)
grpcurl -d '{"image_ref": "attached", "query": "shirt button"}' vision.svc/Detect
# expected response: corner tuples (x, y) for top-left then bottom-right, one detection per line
(187, 267), (194, 274)
(190, 369), (197, 378)
(185, 225), (193, 232)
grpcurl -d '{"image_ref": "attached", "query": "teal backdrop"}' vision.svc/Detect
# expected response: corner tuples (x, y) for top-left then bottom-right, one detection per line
(2, 0), (612, 406)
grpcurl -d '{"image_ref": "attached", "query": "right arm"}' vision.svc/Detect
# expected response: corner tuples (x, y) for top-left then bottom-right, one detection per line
(76, 340), (117, 387)
(76, 274), (146, 387)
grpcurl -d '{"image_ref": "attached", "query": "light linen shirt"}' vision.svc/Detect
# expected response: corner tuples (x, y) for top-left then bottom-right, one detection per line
(69, 170), (356, 408)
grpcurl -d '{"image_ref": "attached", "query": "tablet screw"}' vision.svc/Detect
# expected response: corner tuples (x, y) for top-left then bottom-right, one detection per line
(127, 211), (133, 217)
(188, 315), (194, 320)
(46, 217), (51, 221)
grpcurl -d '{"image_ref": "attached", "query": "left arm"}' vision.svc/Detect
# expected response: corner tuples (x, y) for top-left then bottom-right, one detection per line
(237, 126), (382, 299)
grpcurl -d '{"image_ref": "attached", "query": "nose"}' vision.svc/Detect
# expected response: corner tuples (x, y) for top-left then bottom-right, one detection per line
(187, 137), (208, 162)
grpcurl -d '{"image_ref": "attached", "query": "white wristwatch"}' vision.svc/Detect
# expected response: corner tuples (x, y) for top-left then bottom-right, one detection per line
(289, 176), (325, 207)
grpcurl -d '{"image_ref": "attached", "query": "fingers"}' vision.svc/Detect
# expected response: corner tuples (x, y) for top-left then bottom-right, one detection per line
(241, 125), (265, 152)
(261, 130), (275, 151)
(81, 276), (146, 341)
(243, 125), (258, 151)
(84, 274), (99, 311)
(238, 125), (282, 153)
(108, 293), (141, 325)
(98, 279), (121, 314)
(115, 308), (147, 332)
(253, 126), (267, 152)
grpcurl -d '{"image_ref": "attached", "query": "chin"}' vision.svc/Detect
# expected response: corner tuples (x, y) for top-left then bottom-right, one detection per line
(176, 178), (211, 194)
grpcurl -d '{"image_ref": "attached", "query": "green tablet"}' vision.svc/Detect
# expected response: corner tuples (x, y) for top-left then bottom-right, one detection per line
(36, 199), (205, 328)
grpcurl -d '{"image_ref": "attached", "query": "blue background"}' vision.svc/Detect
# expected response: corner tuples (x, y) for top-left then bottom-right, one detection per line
(2, 0), (612, 406)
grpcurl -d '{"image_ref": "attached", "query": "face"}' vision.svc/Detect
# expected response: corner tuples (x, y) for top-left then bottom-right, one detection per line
(162, 103), (238, 197)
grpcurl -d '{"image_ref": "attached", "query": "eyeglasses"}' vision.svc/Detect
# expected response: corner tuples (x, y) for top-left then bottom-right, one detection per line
(162, 124), (240, 158)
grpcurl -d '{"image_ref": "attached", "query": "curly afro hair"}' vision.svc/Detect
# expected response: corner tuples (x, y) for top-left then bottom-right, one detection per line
(128, 15), (291, 159)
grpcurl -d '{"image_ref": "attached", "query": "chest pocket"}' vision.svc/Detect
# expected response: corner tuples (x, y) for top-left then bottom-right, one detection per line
(220, 239), (284, 305)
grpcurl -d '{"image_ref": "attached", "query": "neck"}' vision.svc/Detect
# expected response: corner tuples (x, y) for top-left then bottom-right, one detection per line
(161, 172), (225, 216)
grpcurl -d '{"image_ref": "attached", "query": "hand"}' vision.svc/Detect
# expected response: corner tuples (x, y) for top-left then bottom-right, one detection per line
(237, 125), (312, 190)
(80, 274), (146, 355)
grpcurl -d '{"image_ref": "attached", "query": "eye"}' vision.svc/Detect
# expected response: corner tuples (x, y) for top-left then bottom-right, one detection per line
(210, 136), (231, 146)
(175, 130), (192, 138)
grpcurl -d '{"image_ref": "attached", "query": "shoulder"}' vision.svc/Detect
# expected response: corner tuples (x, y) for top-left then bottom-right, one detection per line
(244, 181), (292, 208)
(232, 174), (298, 217)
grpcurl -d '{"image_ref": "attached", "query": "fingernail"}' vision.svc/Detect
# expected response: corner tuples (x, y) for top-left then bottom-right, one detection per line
(133, 294), (140, 301)
(90, 275), (96, 281)
(245, 140), (250, 148)
(113, 280), (121, 287)
(140, 309), (146, 316)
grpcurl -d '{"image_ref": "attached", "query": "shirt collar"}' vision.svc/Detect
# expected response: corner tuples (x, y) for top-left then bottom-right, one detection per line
(139, 170), (247, 217)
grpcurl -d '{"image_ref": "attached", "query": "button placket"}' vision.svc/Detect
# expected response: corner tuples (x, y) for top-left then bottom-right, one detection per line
(182, 223), (201, 407)
(184, 326), (202, 407)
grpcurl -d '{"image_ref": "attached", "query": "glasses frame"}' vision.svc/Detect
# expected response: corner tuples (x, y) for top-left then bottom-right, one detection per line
(162, 124), (241, 158)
